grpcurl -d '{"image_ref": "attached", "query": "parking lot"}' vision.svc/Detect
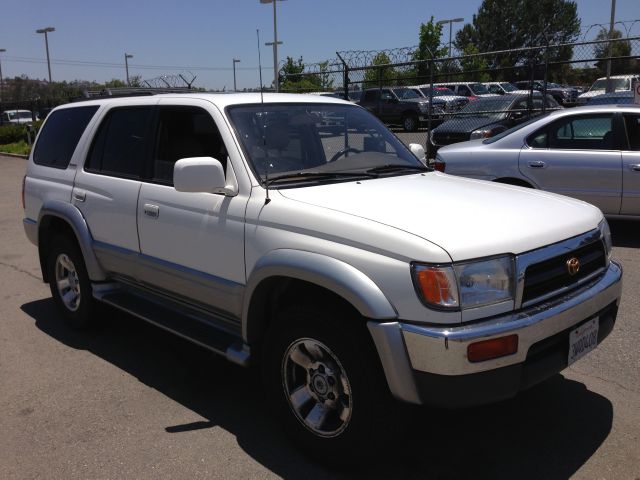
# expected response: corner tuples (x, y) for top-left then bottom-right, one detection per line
(1, 153), (639, 479)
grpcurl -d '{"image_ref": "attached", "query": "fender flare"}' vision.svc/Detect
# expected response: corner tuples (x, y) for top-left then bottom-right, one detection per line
(38, 200), (107, 281)
(242, 249), (398, 342)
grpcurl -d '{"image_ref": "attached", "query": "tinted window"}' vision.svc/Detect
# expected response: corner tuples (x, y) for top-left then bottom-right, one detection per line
(33, 106), (98, 168)
(86, 107), (153, 177)
(624, 115), (640, 151)
(547, 115), (614, 150)
(152, 107), (226, 184)
(458, 86), (471, 96)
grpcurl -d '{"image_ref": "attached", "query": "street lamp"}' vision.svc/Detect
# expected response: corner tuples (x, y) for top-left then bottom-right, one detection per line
(436, 18), (464, 58)
(232, 58), (241, 91)
(260, 0), (284, 92)
(36, 27), (55, 82)
(125, 53), (133, 86)
(0, 49), (5, 103)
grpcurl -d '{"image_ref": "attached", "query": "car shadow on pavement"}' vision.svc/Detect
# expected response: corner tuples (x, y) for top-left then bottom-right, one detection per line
(22, 299), (613, 480)
(609, 219), (640, 248)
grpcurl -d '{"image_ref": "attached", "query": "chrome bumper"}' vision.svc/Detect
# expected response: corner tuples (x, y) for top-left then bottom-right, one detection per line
(368, 260), (622, 405)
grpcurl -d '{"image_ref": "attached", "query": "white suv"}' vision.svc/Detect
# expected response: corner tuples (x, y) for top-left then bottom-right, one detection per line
(23, 92), (622, 462)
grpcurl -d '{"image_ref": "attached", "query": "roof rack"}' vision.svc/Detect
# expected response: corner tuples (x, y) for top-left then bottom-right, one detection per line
(73, 87), (199, 102)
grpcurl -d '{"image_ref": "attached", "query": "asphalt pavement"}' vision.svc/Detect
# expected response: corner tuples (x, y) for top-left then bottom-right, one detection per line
(1, 154), (639, 479)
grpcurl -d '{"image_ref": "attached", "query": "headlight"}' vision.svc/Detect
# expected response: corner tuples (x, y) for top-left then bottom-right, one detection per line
(599, 218), (612, 259)
(412, 256), (515, 310)
(470, 128), (493, 140)
(418, 103), (429, 113)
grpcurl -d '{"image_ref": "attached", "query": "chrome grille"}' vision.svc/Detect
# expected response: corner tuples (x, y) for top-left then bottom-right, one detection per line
(521, 240), (606, 305)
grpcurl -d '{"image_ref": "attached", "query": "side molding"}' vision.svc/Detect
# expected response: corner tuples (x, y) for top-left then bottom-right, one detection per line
(38, 200), (107, 281)
(242, 249), (398, 341)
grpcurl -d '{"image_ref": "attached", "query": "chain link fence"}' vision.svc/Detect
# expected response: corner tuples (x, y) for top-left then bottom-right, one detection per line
(281, 36), (640, 157)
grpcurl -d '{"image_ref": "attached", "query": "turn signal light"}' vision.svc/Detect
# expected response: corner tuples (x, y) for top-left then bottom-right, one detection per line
(467, 335), (518, 363)
(434, 160), (446, 172)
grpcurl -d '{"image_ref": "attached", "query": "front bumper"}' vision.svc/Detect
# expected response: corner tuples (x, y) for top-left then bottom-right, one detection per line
(368, 260), (622, 407)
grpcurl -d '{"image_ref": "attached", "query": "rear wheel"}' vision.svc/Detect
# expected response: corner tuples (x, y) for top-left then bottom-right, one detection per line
(47, 235), (97, 329)
(402, 112), (418, 132)
(263, 306), (397, 464)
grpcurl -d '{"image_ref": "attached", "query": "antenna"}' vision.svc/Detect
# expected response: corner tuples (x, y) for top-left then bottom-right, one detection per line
(257, 29), (271, 204)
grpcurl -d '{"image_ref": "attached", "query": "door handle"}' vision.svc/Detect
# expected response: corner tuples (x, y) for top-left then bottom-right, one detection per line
(630, 164), (640, 172)
(143, 204), (159, 218)
(527, 161), (546, 168)
(72, 191), (86, 202)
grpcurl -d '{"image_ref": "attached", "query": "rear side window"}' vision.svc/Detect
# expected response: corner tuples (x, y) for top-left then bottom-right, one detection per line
(33, 106), (98, 168)
(86, 107), (154, 178)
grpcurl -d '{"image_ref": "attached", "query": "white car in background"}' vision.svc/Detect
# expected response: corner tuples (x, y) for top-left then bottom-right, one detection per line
(436, 104), (640, 217)
(577, 74), (639, 104)
(1, 109), (36, 125)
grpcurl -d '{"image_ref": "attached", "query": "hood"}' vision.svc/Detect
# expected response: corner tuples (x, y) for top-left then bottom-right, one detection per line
(278, 172), (602, 262)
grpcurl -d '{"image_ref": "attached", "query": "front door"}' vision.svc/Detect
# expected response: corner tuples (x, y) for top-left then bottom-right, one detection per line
(136, 99), (249, 321)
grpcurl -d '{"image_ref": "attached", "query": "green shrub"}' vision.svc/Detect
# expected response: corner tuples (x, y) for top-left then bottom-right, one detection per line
(0, 124), (27, 144)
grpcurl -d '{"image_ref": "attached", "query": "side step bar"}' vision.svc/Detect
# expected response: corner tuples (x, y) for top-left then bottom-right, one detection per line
(92, 283), (251, 367)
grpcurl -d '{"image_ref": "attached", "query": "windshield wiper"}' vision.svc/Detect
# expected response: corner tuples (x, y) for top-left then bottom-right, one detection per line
(264, 171), (374, 187)
(365, 164), (431, 175)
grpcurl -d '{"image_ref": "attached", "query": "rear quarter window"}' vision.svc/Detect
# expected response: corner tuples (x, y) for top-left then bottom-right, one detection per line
(33, 106), (99, 168)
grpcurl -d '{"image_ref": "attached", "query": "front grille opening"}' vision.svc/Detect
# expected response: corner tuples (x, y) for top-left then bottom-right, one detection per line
(522, 241), (606, 304)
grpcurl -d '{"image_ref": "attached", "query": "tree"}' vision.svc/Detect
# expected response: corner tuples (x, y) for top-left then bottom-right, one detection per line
(104, 78), (127, 88)
(279, 56), (322, 92)
(454, 0), (580, 80)
(458, 44), (490, 81)
(317, 61), (334, 90)
(363, 52), (395, 88)
(593, 29), (637, 76)
(412, 17), (448, 81)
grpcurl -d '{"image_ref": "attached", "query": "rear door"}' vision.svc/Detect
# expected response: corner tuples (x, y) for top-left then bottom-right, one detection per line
(518, 112), (622, 214)
(621, 113), (640, 215)
(72, 103), (156, 277)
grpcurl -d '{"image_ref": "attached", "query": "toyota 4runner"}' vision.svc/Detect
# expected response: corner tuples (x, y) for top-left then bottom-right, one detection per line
(23, 92), (622, 462)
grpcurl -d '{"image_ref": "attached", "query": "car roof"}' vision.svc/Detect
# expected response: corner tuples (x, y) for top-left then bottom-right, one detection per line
(543, 103), (640, 118)
(54, 92), (352, 111)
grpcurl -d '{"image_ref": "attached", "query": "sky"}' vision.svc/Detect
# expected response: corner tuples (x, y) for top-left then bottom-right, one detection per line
(1, 0), (638, 90)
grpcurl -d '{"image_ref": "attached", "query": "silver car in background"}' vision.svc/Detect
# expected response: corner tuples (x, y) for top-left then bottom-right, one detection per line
(435, 105), (640, 217)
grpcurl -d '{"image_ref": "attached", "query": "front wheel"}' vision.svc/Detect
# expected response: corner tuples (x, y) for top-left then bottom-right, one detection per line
(263, 306), (397, 464)
(402, 112), (418, 132)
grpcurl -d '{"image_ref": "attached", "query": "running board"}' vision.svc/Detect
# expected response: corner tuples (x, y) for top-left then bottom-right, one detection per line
(92, 283), (251, 367)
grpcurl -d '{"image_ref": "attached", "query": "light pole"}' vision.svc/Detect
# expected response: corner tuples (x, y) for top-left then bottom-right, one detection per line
(125, 53), (133, 86)
(36, 27), (55, 82)
(436, 18), (464, 58)
(0, 49), (5, 103)
(260, 0), (284, 92)
(233, 58), (241, 91)
(606, 0), (617, 93)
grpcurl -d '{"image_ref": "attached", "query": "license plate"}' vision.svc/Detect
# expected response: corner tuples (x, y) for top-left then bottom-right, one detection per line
(568, 317), (599, 366)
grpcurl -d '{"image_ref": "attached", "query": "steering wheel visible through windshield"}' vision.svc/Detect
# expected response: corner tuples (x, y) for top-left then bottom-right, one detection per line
(227, 103), (426, 187)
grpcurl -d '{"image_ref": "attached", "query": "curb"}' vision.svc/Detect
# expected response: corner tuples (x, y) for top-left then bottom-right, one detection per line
(0, 152), (29, 159)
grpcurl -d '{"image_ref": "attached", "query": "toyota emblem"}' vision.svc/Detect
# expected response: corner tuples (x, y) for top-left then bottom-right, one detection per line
(566, 257), (580, 276)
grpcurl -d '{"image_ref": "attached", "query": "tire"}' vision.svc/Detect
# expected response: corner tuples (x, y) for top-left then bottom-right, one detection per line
(47, 234), (97, 329)
(263, 306), (397, 465)
(402, 112), (418, 132)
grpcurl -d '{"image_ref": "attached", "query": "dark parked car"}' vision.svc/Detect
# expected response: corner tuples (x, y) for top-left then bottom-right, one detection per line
(513, 80), (579, 106)
(358, 87), (446, 131)
(430, 93), (559, 150)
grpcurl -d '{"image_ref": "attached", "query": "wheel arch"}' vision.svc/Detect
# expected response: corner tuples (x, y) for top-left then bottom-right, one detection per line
(242, 250), (397, 345)
(37, 200), (107, 282)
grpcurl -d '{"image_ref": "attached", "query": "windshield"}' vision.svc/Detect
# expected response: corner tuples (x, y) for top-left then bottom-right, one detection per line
(227, 103), (424, 186)
(500, 83), (518, 92)
(590, 78), (631, 91)
(458, 97), (513, 119)
(7, 111), (33, 120)
(392, 88), (421, 99)
(469, 83), (491, 95)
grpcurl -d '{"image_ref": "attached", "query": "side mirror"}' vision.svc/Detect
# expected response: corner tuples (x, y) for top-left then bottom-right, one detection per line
(174, 157), (236, 195)
(409, 143), (427, 165)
